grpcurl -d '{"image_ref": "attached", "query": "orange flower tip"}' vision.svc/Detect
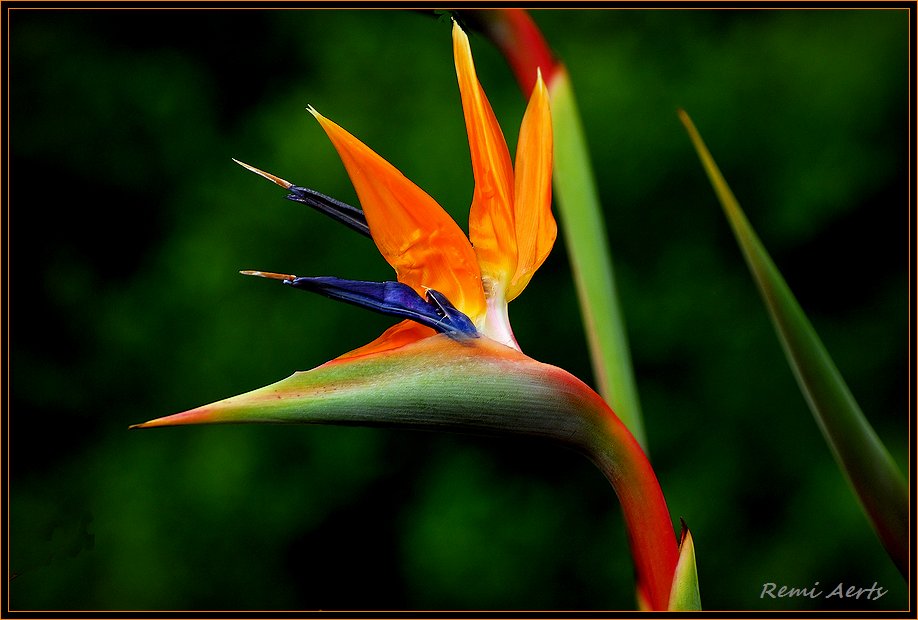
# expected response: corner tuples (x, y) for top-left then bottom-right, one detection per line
(232, 158), (293, 190)
(306, 106), (334, 130)
(451, 19), (473, 62)
(529, 67), (549, 101)
(239, 270), (296, 281)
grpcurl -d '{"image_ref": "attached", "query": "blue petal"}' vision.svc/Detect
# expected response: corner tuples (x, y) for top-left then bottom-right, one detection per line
(424, 289), (477, 336)
(285, 186), (370, 237)
(284, 276), (478, 339)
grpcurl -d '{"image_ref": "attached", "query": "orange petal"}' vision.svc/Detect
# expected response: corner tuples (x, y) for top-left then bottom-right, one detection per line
(309, 107), (486, 321)
(453, 21), (518, 293)
(334, 320), (436, 361)
(508, 70), (555, 301)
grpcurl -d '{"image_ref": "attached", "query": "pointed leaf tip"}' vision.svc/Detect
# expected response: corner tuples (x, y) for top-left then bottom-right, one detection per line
(682, 110), (908, 577)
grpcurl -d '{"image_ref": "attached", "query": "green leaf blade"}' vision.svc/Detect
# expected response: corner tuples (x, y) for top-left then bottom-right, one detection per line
(679, 110), (907, 577)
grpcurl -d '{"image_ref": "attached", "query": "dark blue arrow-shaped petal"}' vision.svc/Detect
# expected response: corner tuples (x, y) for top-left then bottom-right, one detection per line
(234, 159), (370, 237)
(240, 271), (478, 340)
(284, 186), (370, 237)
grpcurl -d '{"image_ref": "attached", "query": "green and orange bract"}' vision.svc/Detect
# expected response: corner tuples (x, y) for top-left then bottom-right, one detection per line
(133, 22), (682, 611)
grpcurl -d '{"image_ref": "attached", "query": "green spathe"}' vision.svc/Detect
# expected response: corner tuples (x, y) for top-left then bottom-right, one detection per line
(134, 334), (681, 609)
(668, 523), (702, 610)
(136, 336), (596, 440)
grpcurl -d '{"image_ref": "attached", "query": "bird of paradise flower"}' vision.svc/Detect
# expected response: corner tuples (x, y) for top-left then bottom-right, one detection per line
(133, 21), (698, 611)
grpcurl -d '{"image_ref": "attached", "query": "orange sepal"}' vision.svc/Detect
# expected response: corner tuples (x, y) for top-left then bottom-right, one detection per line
(309, 107), (486, 321)
(334, 320), (436, 361)
(453, 21), (518, 293)
(507, 70), (555, 301)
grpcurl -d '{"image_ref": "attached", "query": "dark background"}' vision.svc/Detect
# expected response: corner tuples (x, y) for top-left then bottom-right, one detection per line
(8, 8), (909, 610)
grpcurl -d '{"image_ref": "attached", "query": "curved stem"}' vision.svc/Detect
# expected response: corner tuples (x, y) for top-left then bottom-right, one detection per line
(569, 370), (680, 609)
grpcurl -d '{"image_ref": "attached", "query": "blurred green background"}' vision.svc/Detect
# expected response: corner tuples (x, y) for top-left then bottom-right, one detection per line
(9, 8), (909, 610)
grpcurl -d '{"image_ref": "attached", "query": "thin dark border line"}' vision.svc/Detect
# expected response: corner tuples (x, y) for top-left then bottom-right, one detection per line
(2, 3), (913, 617)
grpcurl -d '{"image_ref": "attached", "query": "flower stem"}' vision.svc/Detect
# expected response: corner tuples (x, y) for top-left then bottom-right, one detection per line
(573, 372), (680, 609)
(549, 69), (647, 450)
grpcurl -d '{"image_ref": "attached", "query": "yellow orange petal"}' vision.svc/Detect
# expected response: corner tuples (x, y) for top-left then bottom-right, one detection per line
(309, 107), (486, 321)
(334, 320), (436, 361)
(508, 70), (555, 301)
(452, 21), (517, 292)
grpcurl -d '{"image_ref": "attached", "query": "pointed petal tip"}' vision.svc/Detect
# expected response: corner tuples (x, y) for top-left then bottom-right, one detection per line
(307, 105), (335, 131)
(240, 270), (296, 281)
(529, 67), (549, 105)
(451, 16), (473, 62)
(233, 158), (293, 189)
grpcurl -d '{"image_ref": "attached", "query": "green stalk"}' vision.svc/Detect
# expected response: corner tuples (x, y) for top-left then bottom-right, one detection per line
(549, 69), (646, 449)
(679, 110), (907, 577)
